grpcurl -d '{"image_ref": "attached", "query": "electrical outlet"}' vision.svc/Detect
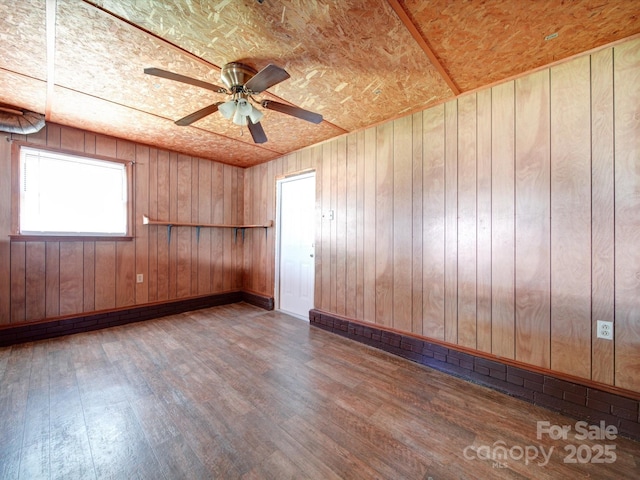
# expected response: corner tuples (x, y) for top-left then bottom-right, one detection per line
(597, 320), (613, 340)
(136, 274), (144, 284)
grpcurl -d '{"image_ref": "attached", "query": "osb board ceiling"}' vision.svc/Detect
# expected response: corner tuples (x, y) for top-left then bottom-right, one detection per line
(1, 0), (638, 167)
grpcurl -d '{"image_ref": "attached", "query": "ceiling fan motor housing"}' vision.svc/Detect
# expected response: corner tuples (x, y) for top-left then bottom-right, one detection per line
(221, 62), (257, 92)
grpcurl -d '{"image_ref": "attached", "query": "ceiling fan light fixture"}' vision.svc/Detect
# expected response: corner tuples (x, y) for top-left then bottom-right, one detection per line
(219, 99), (237, 119)
(236, 98), (252, 116)
(248, 105), (263, 124)
(233, 108), (248, 126)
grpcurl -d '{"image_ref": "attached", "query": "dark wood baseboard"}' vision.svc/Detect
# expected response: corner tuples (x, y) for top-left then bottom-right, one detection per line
(309, 309), (640, 442)
(242, 290), (274, 310)
(0, 291), (272, 347)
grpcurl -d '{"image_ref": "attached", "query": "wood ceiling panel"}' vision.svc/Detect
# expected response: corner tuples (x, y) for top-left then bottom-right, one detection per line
(0, 71), (47, 114)
(50, 86), (280, 167)
(0, 0), (48, 81)
(401, 0), (640, 92)
(87, 0), (454, 131)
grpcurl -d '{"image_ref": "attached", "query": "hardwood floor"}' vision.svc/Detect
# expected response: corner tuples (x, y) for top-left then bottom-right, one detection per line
(0, 303), (638, 479)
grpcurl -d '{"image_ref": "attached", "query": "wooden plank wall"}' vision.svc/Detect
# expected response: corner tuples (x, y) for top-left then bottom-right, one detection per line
(0, 124), (244, 324)
(242, 38), (640, 393)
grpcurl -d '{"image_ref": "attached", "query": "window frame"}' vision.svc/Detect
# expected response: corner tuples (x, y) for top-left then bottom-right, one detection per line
(10, 141), (134, 242)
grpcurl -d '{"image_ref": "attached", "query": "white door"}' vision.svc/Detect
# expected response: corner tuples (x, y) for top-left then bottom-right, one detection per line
(277, 173), (315, 319)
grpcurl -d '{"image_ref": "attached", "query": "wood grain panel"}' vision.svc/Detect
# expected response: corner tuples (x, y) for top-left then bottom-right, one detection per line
(444, 100), (458, 343)
(476, 88), (492, 353)
(363, 127), (377, 324)
(83, 242), (95, 312)
(613, 38), (640, 391)
(550, 56), (592, 378)
(590, 47), (615, 385)
(95, 242), (116, 311)
(375, 122), (394, 327)
(312, 144), (323, 310)
(168, 153), (178, 298)
(0, 134), (10, 324)
(456, 94), (477, 349)
(25, 242), (46, 321)
(59, 242), (84, 315)
(320, 144), (332, 311)
(491, 81), (516, 359)
(422, 105), (446, 340)
(411, 112), (423, 335)
(355, 132), (366, 320)
(135, 145), (150, 305)
(211, 162), (224, 293)
(197, 159), (212, 295)
(393, 116), (413, 333)
(156, 150), (170, 302)
(191, 158), (200, 295)
(45, 242), (60, 317)
(176, 155), (192, 298)
(345, 133), (358, 319)
(514, 70), (551, 369)
(328, 141), (338, 313)
(222, 163), (232, 292)
(336, 137), (347, 316)
(10, 242), (26, 323)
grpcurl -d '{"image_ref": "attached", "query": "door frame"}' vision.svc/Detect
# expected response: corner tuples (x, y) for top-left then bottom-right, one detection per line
(274, 170), (316, 318)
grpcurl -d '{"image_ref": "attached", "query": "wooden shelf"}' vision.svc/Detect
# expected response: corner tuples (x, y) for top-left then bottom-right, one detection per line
(142, 215), (272, 243)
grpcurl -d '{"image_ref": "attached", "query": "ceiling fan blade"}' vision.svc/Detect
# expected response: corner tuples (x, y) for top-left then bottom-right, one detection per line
(262, 100), (323, 124)
(144, 68), (226, 93)
(175, 103), (220, 126)
(247, 119), (267, 144)
(244, 64), (290, 93)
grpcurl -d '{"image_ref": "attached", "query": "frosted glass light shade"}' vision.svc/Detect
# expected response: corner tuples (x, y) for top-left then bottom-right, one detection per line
(248, 106), (263, 124)
(233, 108), (248, 126)
(218, 100), (236, 119)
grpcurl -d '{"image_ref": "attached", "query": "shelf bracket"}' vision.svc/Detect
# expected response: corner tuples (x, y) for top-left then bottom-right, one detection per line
(196, 226), (201, 243)
(167, 224), (173, 244)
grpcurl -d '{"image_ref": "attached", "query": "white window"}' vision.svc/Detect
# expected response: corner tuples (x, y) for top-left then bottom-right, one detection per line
(19, 146), (129, 236)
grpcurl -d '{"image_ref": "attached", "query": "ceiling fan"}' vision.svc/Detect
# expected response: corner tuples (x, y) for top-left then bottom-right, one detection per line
(144, 62), (323, 144)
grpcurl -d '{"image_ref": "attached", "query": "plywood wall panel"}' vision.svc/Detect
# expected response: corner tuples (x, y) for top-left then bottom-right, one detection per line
(491, 81), (516, 359)
(355, 132), (366, 321)
(422, 106), (446, 341)
(444, 101), (458, 344)
(335, 138), (347, 315)
(393, 116), (413, 333)
(25, 242), (46, 321)
(83, 242), (95, 312)
(197, 159), (212, 295)
(10, 242), (26, 323)
(135, 146), (150, 305)
(59, 242), (84, 315)
(363, 128), (377, 323)
(550, 56), (592, 379)
(411, 112), (424, 336)
(476, 88), (493, 354)
(456, 94), (477, 349)
(514, 70), (551, 369)
(94, 241), (116, 311)
(45, 242), (60, 318)
(590, 46), (615, 386)
(2, 123), (243, 326)
(0, 135), (11, 324)
(240, 38), (640, 394)
(613, 38), (640, 392)
(345, 133), (358, 319)
(375, 122), (394, 327)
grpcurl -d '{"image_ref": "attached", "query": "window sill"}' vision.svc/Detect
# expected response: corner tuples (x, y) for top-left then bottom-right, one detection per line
(10, 235), (134, 242)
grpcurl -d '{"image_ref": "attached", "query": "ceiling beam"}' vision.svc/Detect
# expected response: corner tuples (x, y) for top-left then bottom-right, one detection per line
(386, 0), (461, 96)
